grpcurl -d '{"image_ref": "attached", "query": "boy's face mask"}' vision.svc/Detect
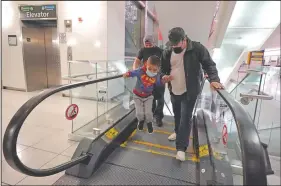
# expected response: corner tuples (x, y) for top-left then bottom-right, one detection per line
(146, 69), (157, 77)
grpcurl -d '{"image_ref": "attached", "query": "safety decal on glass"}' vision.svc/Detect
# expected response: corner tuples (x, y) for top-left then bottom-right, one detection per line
(222, 124), (228, 146)
(65, 104), (79, 120)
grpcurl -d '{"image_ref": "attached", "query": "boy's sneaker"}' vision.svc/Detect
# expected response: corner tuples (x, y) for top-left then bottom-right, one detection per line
(147, 122), (154, 134)
(137, 120), (144, 131)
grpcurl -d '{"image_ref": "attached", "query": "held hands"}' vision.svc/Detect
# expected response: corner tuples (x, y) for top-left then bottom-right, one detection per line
(123, 72), (130, 78)
(162, 75), (173, 83)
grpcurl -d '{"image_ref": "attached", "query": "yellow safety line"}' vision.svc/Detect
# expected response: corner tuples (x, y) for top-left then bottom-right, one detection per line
(131, 140), (195, 154)
(142, 128), (173, 135)
(132, 140), (176, 151)
(121, 144), (199, 162)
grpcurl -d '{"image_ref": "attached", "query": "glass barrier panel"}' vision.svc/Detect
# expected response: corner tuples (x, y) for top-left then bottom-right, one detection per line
(70, 60), (135, 140)
(231, 71), (263, 122)
(195, 81), (243, 185)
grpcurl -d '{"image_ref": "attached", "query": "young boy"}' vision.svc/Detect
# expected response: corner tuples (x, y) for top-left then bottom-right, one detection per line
(123, 55), (163, 134)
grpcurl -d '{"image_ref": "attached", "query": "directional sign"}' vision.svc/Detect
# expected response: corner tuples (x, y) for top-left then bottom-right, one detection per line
(19, 4), (57, 20)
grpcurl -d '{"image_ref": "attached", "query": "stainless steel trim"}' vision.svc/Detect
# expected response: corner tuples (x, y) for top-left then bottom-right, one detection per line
(67, 57), (135, 64)
(240, 93), (273, 100)
(246, 69), (267, 75)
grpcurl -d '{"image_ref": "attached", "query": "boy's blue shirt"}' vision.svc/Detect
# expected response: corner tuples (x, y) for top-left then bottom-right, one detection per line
(128, 66), (162, 97)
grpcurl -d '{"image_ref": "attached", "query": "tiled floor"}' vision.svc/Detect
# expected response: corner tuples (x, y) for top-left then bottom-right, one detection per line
(1, 89), (114, 185)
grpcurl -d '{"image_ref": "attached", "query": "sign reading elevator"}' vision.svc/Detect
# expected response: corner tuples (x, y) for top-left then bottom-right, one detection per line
(19, 5), (57, 20)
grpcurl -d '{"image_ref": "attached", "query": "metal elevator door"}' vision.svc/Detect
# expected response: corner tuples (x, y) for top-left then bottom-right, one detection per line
(22, 24), (61, 92)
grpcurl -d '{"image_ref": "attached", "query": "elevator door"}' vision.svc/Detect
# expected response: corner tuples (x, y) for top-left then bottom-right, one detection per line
(22, 25), (61, 92)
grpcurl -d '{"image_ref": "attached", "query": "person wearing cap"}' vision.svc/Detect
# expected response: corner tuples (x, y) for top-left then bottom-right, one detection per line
(161, 27), (223, 161)
(133, 35), (165, 127)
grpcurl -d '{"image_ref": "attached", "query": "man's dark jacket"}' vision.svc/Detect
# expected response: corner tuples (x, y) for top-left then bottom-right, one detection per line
(161, 37), (220, 100)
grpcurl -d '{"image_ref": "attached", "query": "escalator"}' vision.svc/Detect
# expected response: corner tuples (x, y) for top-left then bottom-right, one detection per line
(3, 73), (272, 185)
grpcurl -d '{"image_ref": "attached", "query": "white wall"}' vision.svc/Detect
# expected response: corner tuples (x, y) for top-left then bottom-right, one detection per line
(261, 24), (280, 50)
(150, 1), (216, 46)
(2, 1), (125, 93)
(2, 1), (29, 90)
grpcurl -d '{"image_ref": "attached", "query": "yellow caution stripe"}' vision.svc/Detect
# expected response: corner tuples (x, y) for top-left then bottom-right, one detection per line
(120, 144), (199, 162)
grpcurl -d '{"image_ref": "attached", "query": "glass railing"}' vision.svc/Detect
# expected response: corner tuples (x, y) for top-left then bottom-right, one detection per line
(63, 59), (172, 140)
(194, 80), (268, 185)
(229, 66), (280, 157)
(63, 59), (135, 139)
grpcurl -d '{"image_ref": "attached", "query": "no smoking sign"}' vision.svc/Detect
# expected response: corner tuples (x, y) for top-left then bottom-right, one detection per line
(65, 104), (79, 120)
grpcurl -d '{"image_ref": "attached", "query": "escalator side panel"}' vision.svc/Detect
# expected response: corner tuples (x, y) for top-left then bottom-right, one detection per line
(65, 110), (137, 179)
(105, 147), (197, 184)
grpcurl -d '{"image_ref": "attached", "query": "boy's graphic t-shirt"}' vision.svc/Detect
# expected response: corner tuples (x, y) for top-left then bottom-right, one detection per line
(128, 66), (162, 97)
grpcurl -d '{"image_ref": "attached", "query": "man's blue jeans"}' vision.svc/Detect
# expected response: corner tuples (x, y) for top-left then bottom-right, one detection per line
(171, 92), (196, 151)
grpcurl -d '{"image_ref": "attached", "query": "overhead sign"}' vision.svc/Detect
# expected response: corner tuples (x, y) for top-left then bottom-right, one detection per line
(65, 104), (79, 120)
(19, 4), (57, 20)
(246, 50), (265, 66)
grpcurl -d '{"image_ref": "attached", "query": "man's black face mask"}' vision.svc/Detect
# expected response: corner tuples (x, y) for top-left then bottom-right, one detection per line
(172, 40), (184, 54)
(173, 47), (183, 54)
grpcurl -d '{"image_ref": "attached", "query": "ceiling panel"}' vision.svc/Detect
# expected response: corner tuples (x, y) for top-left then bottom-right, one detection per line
(152, 1), (216, 45)
(229, 1), (280, 28)
(223, 28), (275, 48)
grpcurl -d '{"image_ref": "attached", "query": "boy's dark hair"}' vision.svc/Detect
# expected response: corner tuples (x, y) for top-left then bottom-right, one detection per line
(148, 55), (161, 67)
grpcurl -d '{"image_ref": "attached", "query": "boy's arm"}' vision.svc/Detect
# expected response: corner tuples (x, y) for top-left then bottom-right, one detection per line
(123, 68), (141, 78)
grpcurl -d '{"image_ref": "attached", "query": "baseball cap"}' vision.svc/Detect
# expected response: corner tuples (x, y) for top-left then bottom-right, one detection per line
(143, 35), (155, 45)
(168, 27), (185, 46)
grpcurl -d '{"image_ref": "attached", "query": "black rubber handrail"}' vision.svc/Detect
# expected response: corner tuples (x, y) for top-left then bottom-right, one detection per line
(217, 89), (267, 185)
(3, 74), (123, 177)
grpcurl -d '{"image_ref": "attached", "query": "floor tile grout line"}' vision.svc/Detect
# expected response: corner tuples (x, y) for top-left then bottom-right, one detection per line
(14, 142), (77, 185)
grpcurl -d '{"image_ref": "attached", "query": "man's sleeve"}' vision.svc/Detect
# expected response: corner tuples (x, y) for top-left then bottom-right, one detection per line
(137, 48), (144, 61)
(160, 50), (170, 76)
(199, 44), (220, 83)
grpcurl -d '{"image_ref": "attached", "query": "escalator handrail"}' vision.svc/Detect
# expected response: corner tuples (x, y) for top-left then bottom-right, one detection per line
(3, 74), (123, 177)
(216, 89), (267, 185)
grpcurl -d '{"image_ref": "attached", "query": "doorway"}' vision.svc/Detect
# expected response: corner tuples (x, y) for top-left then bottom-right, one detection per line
(22, 20), (61, 92)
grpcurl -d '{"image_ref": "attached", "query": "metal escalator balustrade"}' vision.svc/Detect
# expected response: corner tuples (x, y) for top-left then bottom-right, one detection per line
(3, 66), (269, 185)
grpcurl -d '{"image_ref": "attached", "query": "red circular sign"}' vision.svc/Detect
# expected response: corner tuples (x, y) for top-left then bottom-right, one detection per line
(222, 125), (228, 146)
(65, 104), (79, 120)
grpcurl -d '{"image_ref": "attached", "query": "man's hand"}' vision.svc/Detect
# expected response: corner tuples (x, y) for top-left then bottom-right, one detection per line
(123, 72), (130, 78)
(210, 82), (224, 90)
(162, 75), (173, 83)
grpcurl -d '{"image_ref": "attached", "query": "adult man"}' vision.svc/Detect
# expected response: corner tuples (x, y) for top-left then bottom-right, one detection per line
(133, 35), (165, 127)
(161, 27), (223, 161)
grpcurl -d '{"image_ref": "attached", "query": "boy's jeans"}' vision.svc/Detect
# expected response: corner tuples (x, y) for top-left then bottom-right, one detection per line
(134, 94), (154, 123)
(171, 92), (196, 151)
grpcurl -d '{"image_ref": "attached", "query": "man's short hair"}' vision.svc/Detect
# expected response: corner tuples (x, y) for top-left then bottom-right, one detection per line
(168, 27), (186, 46)
(148, 55), (161, 66)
